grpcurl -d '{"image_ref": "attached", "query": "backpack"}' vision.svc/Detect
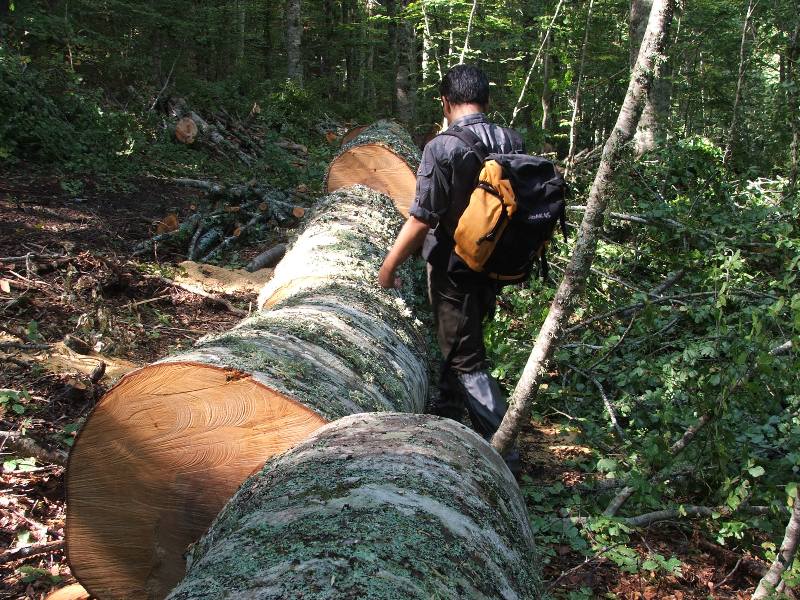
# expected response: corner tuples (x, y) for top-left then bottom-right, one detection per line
(439, 125), (568, 284)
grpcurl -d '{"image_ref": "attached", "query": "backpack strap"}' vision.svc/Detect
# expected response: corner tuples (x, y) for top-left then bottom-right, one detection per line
(438, 125), (490, 162)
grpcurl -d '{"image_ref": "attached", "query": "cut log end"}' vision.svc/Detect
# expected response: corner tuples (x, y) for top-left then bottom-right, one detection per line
(325, 145), (416, 217)
(66, 362), (327, 600)
(175, 117), (198, 145)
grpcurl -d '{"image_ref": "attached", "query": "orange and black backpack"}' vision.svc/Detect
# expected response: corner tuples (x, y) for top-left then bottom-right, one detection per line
(440, 126), (568, 284)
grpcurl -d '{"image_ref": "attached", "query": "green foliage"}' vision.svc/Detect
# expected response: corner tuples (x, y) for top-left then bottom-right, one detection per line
(0, 389), (31, 416)
(493, 136), (799, 568)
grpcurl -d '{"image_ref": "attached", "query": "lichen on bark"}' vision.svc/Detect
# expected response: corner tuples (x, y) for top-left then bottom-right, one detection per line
(167, 413), (545, 600)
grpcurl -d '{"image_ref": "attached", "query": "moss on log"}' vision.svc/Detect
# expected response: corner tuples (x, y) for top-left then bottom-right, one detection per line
(325, 120), (421, 216)
(66, 185), (429, 600)
(167, 413), (545, 600)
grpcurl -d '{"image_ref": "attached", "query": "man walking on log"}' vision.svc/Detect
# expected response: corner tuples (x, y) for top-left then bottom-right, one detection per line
(378, 64), (523, 472)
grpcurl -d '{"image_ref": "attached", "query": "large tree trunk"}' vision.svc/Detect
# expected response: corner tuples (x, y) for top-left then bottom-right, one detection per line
(492, 0), (675, 454)
(167, 413), (544, 600)
(325, 120), (421, 216)
(286, 0), (303, 84)
(66, 185), (429, 600)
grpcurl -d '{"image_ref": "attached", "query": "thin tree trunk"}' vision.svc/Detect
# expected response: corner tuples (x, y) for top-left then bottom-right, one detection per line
(236, 0), (246, 65)
(565, 0), (595, 179)
(510, 0), (564, 127)
(492, 0), (675, 454)
(458, 0), (478, 64)
(394, 0), (414, 122)
(752, 495), (800, 598)
(421, 1), (443, 84)
(788, 21), (799, 189)
(286, 0), (303, 84)
(723, 0), (756, 164)
(541, 33), (554, 133)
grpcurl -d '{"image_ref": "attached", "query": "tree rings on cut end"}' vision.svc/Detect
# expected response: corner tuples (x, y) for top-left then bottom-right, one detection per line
(66, 362), (327, 600)
(325, 145), (416, 216)
(175, 117), (198, 144)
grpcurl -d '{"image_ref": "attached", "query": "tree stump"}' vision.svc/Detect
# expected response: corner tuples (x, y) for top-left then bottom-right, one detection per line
(167, 413), (544, 600)
(66, 186), (429, 600)
(325, 120), (420, 217)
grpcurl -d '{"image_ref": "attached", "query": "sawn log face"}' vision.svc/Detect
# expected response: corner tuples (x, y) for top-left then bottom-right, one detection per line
(66, 185), (429, 600)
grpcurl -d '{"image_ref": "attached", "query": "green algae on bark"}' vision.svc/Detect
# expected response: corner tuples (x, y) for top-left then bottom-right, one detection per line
(167, 413), (545, 600)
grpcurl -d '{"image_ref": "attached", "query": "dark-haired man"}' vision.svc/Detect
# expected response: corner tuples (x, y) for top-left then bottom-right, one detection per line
(378, 64), (523, 470)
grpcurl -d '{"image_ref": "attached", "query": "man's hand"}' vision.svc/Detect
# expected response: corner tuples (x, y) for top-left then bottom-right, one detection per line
(377, 215), (430, 290)
(378, 263), (401, 289)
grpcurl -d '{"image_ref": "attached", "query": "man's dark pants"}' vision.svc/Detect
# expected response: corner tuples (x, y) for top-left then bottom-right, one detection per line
(427, 265), (519, 471)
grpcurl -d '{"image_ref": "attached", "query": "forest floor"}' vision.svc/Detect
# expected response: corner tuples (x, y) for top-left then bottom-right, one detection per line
(0, 165), (768, 599)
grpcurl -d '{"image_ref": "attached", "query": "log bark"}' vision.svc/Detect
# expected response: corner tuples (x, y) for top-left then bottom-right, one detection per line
(167, 413), (544, 600)
(325, 120), (421, 217)
(492, 0), (675, 455)
(66, 185), (429, 600)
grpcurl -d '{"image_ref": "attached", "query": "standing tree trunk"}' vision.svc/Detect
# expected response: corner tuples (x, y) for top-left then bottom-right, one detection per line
(509, 0), (564, 127)
(458, 0), (478, 64)
(492, 0), (675, 454)
(394, 0), (414, 122)
(541, 34), (554, 134)
(236, 0), (246, 66)
(67, 186), (429, 600)
(723, 0), (756, 164)
(286, 0), (303, 84)
(631, 0), (672, 155)
(565, 0), (595, 179)
(167, 413), (545, 600)
(420, 0), (439, 84)
(788, 22), (799, 189)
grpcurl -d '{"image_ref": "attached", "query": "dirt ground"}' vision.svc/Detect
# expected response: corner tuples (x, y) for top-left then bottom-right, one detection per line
(0, 167), (772, 599)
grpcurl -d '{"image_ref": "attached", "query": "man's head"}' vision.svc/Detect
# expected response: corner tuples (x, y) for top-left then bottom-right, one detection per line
(439, 65), (489, 123)
(440, 65), (489, 107)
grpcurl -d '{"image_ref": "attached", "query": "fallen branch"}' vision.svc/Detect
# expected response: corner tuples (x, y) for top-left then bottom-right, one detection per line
(0, 341), (51, 351)
(246, 243), (287, 272)
(569, 504), (773, 528)
(0, 540), (65, 566)
(155, 277), (247, 317)
(0, 431), (67, 466)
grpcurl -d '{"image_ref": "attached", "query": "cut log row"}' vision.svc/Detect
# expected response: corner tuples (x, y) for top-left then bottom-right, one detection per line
(66, 185), (429, 600)
(325, 120), (420, 217)
(167, 413), (544, 600)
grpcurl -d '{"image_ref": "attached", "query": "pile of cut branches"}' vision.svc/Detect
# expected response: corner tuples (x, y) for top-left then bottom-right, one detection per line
(134, 179), (309, 266)
(162, 97), (310, 169)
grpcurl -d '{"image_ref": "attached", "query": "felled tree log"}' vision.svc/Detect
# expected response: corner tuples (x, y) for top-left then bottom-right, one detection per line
(67, 186), (429, 600)
(340, 124), (367, 145)
(325, 120), (421, 217)
(167, 413), (544, 600)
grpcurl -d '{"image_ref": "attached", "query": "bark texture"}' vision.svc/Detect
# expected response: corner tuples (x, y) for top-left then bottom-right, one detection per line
(286, 0), (303, 84)
(167, 413), (544, 600)
(492, 0), (675, 454)
(630, 0), (672, 155)
(67, 185), (429, 600)
(752, 496), (800, 599)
